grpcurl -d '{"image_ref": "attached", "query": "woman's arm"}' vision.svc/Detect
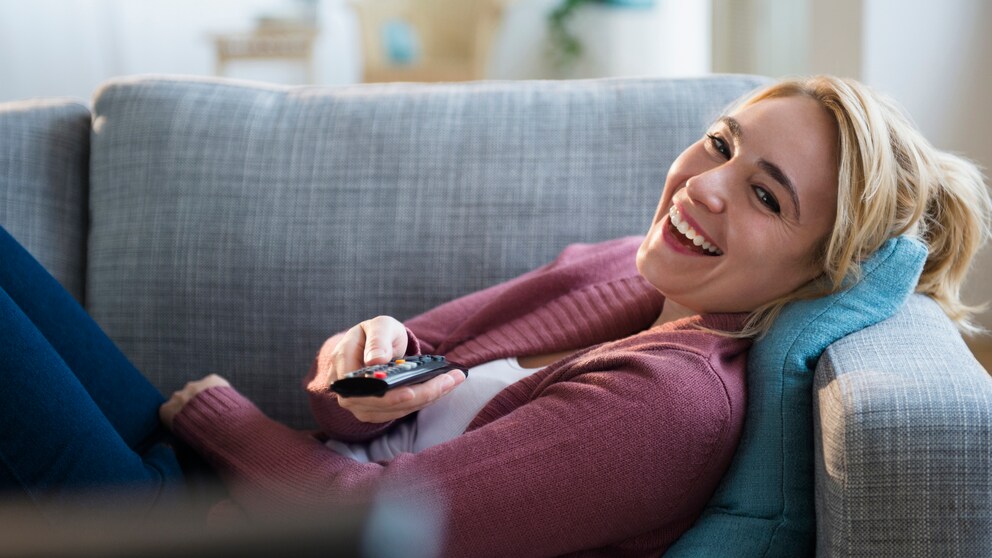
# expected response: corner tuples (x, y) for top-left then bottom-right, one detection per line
(303, 237), (653, 443)
(170, 346), (744, 557)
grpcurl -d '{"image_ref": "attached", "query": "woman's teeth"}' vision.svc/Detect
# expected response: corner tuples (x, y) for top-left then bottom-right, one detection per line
(668, 206), (722, 255)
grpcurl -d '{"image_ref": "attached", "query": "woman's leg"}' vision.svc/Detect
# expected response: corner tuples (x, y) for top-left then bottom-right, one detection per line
(0, 284), (183, 515)
(0, 226), (185, 515)
(0, 226), (164, 448)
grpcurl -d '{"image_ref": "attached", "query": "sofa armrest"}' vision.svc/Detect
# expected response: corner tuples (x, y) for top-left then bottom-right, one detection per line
(813, 294), (992, 557)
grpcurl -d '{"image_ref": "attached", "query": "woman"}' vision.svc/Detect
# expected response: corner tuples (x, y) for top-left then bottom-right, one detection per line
(3, 76), (990, 555)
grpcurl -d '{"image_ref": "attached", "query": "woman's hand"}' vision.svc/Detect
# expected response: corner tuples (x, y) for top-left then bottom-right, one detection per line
(317, 315), (465, 424)
(159, 374), (231, 429)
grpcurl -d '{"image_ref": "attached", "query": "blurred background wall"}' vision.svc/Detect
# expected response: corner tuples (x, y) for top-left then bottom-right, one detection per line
(1, 0), (990, 332)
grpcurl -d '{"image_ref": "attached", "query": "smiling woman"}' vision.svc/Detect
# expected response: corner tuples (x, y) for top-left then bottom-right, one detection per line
(638, 94), (841, 322)
(644, 76), (992, 337)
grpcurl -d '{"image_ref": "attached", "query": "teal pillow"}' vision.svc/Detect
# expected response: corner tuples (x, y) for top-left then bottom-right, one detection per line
(665, 236), (928, 557)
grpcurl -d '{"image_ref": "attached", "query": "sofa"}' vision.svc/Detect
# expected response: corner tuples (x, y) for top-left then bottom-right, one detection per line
(1, 74), (990, 556)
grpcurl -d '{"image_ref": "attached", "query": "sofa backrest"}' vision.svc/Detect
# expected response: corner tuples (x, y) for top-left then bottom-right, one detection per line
(0, 98), (90, 303)
(87, 75), (768, 427)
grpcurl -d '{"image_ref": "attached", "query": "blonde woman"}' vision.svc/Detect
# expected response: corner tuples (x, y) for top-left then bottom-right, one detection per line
(1, 76), (988, 556)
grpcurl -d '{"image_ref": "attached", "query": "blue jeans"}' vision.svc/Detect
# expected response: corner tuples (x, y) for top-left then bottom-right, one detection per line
(0, 225), (187, 520)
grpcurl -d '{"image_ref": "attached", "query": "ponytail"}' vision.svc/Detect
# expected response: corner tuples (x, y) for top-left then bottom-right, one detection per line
(916, 151), (992, 332)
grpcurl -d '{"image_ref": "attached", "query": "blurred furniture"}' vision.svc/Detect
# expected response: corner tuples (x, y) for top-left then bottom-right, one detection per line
(1, 75), (990, 556)
(349, 0), (514, 82)
(968, 338), (992, 372)
(212, 23), (319, 83)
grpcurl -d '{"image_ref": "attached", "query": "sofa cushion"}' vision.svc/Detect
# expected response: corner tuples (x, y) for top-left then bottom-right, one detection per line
(87, 75), (768, 428)
(0, 99), (90, 303)
(666, 236), (927, 557)
(814, 294), (992, 557)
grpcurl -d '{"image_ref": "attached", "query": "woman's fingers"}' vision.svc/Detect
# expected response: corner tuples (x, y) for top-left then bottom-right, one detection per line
(160, 374), (231, 428)
(329, 324), (368, 381)
(318, 315), (453, 423)
(359, 315), (408, 365)
(325, 316), (408, 382)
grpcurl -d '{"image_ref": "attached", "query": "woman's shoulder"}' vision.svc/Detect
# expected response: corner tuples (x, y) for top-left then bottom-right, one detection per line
(534, 333), (749, 470)
(611, 317), (752, 371)
(561, 327), (750, 421)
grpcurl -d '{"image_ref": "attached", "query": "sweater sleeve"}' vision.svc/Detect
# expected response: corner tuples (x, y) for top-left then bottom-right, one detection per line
(172, 345), (744, 557)
(403, 237), (647, 353)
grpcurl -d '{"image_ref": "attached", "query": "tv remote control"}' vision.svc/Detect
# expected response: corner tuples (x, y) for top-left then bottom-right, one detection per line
(330, 354), (467, 398)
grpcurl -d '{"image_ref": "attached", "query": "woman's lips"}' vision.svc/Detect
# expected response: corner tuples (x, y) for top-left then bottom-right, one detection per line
(666, 205), (723, 256)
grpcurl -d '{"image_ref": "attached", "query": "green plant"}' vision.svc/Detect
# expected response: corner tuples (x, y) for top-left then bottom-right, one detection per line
(547, 0), (592, 71)
(546, 0), (656, 72)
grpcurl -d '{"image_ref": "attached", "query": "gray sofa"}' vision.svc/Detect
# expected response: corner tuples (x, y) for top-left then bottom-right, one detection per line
(1, 75), (990, 556)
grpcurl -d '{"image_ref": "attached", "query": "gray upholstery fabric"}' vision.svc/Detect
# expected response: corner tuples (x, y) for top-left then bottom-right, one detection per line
(814, 294), (992, 557)
(87, 75), (768, 428)
(0, 99), (90, 303)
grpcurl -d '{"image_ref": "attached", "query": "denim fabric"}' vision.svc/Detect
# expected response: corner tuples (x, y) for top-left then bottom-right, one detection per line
(0, 225), (184, 519)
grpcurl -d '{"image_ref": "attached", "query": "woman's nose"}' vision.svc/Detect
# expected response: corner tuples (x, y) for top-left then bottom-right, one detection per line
(684, 168), (728, 214)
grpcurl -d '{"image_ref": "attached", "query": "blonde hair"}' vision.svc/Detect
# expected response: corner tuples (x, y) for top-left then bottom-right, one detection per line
(732, 76), (992, 338)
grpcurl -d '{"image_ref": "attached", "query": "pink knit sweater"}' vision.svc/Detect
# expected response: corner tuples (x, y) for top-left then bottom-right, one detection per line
(173, 237), (751, 557)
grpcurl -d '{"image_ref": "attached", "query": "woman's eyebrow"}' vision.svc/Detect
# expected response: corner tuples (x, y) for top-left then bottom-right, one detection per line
(719, 115), (743, 141)
(720, 115), (802, 219)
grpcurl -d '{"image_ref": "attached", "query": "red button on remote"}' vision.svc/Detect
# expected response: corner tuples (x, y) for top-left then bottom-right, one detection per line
(373, 371), (387, 379)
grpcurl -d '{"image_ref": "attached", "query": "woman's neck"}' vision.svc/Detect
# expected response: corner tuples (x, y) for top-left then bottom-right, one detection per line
(653, 299), (699, 328)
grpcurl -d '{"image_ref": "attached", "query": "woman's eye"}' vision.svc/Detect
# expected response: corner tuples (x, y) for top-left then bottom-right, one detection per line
(706, 133), (730, 159)
(753, 186), (781, 213)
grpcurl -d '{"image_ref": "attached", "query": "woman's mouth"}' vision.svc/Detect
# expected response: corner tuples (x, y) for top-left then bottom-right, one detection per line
(667, 206), (723, 256)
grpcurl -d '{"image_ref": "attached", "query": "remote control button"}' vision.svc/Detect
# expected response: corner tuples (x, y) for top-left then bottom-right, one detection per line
(373, 371), (387, 379)
(395, 359), (406, 364)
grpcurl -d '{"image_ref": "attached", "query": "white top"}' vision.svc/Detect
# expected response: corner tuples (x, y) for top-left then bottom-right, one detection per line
(325, 357), (542, 463)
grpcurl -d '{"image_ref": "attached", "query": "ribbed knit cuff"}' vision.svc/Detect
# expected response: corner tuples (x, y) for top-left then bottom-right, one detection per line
(172, 386), (323, 485)
(172, 387), (334, 515)
(172, 386), (362, 513)
(172, 386), (272, 461)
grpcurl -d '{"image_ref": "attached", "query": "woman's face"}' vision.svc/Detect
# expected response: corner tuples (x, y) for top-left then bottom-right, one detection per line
(637, 95), (839, 313)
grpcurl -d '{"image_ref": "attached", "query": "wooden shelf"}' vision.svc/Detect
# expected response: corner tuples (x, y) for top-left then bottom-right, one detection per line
(212, 25), (319, 83)
(965, 337), (992, 374)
